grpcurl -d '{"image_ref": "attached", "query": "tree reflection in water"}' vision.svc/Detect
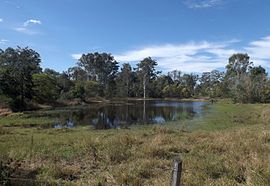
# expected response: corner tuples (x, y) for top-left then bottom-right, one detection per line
(50, 100), (207, 129)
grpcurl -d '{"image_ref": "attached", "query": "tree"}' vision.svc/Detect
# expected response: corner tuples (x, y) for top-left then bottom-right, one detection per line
(249, 66), (268, 103)
(225, 53), (253, 102)
(57, 72), (73, 93)
(250, 65), (267, 79)
(198, 72), (211, 96)
(168, 70), (181, 82)
(116, 63), (134, 97)
(44, 68), (60, 77)
(70, 82), (86, 101)
(198, 70), (225, 97)
(225, 54), (269, 103)
(180, 73), (198, 97)
(32, 73), (60, 103)
(78, 52), (119, 97)
(83, 81), (99, 98)
(152, 75), (173, 98)
(226, 53), (253, 78)
(67, 66), (87, 81)
(162, 83), (182, 98)
(0, 47), (41, 111)
(136, 57), (158, 99)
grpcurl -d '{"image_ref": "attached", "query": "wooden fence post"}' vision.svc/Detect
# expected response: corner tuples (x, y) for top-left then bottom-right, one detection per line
(171, 159), (182, 186)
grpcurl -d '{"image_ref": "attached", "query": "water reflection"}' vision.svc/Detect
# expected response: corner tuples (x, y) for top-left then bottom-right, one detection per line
(46, 100), (206, 129)
(54, 119), (74, 129)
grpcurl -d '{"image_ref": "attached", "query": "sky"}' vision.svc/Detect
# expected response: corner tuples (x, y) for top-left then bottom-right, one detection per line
(0, 0), (270, 73)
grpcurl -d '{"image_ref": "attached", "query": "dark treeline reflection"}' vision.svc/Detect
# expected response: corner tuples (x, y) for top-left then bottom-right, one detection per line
(48, 100), (206, 129)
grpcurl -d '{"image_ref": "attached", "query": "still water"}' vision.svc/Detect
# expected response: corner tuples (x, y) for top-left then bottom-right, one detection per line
(46, 100), (207, 129)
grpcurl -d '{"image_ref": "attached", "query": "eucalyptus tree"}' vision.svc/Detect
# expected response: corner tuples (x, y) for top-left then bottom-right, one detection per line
(116, 63), (134, 97)
(136, 57), (158, 99)
(32, 73), (60, 103)
(199, 70), (225, 97)
(226, 53), (253, 78)
(78, 52), (119, 96)
(57, 72), (73, 93)
(250, 65), (267, 79)
(0, 47), (41, 110)
(44, 68), (60, 77)
(180, 73), (198, 97)
(224, 53), (270, 103)
(168, 70), (182, 83)
(67, 66), (87, 81)
(152, 75), (173, 98)
(248, 66), (269, 103)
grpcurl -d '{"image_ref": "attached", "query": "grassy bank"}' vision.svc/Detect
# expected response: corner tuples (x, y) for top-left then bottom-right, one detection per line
(0, 101), (270, 185)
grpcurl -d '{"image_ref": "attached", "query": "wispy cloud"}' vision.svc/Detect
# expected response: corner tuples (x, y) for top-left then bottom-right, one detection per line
(23, 19), (42, 27)
(184, 0), (224, 9)
(71, 36), (270, 73)
(114, 40), (239, 72)
(0, 39), (9, 45)
(71, 47), (101, 60)
(3, 0), (21, 9)
(14, 19), (42, 35)
(14, 27), (39, 35)
(245, 36), (270, 68)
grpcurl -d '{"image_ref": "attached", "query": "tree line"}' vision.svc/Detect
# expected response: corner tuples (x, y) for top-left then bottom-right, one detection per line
(0, 47), (269, 111)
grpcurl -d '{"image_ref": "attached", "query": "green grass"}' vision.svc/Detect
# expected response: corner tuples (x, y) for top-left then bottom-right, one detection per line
(188, 100), (269, 131)
(0, 101), (270, 185)
(0, 112), (55, 127)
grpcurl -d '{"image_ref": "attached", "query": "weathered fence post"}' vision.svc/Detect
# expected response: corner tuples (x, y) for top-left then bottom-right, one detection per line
(171, 159), (182, 186)
(30, 134), (34, 160)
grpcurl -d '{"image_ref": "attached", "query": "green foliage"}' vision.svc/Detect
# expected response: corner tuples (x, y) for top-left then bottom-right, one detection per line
(151, 75), (173, 98)
(0, 94), (11, 108)
(83, 81), (99, 98)
(78, 52), (119, 97)
(161, 72), (199, 98)
(224, 53), (270, 103)
(67, 66), (87, 81)
(198, 70), (225, 98)
(32, 73), (60, 103)
(226, 53), (253, 77)
(70, 82), (85, 100)
(1, 46), (270, 109)
(0, 47), (42, 111)
(162, 84), (181, 97)
(57, 72), (74, 93)
(136, 57), (159, 98)
(116, 63), (134, 97)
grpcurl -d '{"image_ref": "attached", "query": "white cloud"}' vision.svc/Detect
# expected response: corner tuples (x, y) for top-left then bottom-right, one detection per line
(14, 27), (27, 32)
(0, 18), (3, 22)
(71, 36), (270, 73)
(14, 19), (42, 35)
(245, 36), (270, 68)
(14, 27), (39, 35)
(0, 39), (9, 45)
(114, 41), (239, 72)
(71, 53), (82, 60)
(23, 19), (42, 27)
(184, 0), (223, 9)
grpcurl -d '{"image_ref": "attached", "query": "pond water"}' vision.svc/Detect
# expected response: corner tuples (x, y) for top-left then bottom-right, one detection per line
(44, 100), (207, 129)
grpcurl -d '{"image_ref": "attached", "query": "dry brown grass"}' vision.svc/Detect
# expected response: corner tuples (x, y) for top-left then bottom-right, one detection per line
(0, 102), (270, 185)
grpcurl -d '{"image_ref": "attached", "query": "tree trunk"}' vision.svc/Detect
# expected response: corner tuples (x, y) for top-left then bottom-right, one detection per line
(143, 75), (146, 99)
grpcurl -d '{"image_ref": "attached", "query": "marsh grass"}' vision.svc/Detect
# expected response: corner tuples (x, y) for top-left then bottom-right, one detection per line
(0, 101), (270, 185)
(0, 113), (55, 127)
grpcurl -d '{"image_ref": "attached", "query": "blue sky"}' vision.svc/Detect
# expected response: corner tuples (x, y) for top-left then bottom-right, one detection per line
(0, 0), (270, 73)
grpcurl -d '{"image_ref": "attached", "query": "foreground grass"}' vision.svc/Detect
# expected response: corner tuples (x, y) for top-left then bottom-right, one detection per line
(0, 101), (270, 185)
